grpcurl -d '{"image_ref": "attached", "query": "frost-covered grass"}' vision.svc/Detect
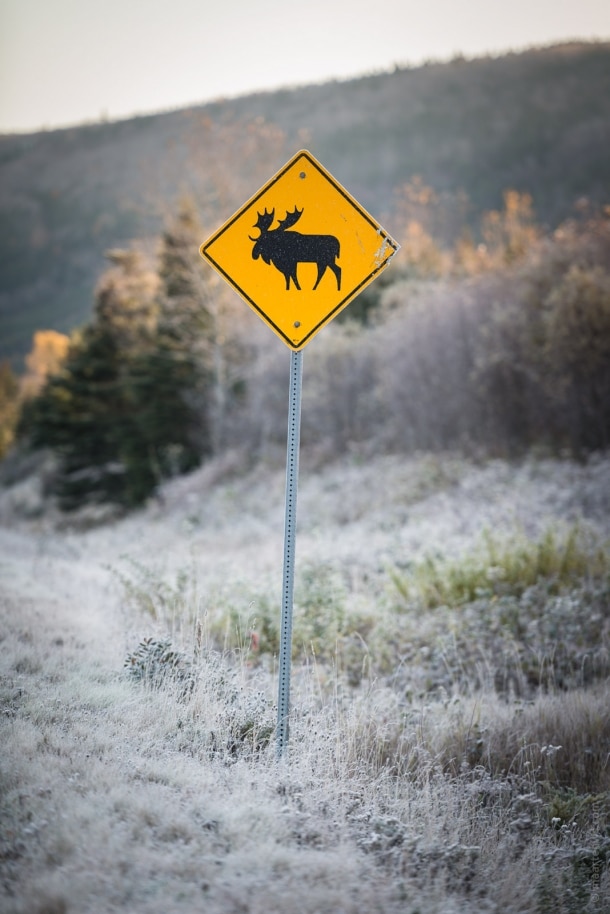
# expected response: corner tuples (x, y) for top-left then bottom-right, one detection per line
(1, 452), (609, 913)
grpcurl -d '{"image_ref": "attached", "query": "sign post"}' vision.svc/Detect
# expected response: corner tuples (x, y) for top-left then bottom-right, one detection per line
(200, 150), (399, 756)
(277, 349), (302, 756)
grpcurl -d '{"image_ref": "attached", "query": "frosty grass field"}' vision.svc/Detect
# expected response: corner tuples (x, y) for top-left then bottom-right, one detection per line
(1, 451), (609, 913)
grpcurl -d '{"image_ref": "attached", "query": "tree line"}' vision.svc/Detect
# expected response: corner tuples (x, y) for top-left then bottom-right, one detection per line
(1, 190), (609, 512)
(5, 203), (218, 508)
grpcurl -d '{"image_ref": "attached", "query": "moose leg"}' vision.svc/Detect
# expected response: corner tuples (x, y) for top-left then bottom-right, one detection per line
(313, 264), (327, 290)
(313, 262), (342, 291)
(286, 269), (301, 291)
(331, 263), (342, 291)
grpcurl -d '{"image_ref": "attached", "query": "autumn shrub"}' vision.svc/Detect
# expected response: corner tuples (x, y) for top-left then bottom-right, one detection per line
(541, 264), (610, 450)
(294, 209), (610, 462)
(470, 212), (610, 454)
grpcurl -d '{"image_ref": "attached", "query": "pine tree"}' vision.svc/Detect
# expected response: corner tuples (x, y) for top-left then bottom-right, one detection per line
(157, 199), (215, 452)
(21, 247), (207, 509)
(158, 197), (247, 451)
(23, 326), (127, 507)
(0, 362), (20, 460)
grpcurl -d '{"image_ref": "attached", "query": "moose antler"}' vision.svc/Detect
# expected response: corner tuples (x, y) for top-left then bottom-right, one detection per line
(249, 209), (275, 240)
(277, 207), (303, 231)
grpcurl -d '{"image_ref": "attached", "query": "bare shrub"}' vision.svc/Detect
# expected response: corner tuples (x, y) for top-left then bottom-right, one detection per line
(374, 282), (485, 453)
(291, 209), (610, 462)
(542, 264), (610, 450)
(302, 323), (381, 454)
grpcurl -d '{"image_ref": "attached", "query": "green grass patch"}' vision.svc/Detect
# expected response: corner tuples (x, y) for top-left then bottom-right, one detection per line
(390, 525), (610, 611)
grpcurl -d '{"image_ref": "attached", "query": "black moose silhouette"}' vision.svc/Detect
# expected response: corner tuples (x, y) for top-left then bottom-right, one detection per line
(249, 208), (341, 291)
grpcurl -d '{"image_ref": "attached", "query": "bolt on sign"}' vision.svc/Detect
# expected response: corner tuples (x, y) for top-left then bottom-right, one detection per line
(200, 149), (399, 350)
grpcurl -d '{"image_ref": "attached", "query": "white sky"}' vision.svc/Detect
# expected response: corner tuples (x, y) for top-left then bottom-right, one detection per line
(1, 0), (609, 134)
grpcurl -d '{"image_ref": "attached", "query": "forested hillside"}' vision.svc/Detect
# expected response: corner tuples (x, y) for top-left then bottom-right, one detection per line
(1, 40), (609, 367)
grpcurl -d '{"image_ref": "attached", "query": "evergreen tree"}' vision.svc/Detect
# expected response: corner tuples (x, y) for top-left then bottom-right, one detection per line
(158, 199), (213, 341)
(21, 247), (207, 510)
(0, 362), (20, 460)
(158, 197), (248, 452)
(124, 340), (203, 495)
(23, 326), (127, 507)
(157, 199), (215, 453)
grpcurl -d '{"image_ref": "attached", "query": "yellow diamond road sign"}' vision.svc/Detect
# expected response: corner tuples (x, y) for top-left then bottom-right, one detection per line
(200, 150), (400, 350)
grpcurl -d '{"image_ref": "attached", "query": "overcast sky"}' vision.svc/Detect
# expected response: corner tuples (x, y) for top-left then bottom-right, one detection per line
(1, 0), (609, 133)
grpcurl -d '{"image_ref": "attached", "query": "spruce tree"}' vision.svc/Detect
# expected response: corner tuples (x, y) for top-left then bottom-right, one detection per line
(0, 362), (20, 460)
(24, 326), (126, 507)
(158, 197), (247, 452)
(157, 199), (214, 455)
(22, 247), (206, 509)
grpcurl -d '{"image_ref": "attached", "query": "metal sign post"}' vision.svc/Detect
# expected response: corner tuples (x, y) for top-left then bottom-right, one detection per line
(199, 150), (399, 757)
(277, 350), (303, 757)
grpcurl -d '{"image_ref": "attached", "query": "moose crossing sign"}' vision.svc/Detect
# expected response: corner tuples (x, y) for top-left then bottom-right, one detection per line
(200, 150), (399, 350)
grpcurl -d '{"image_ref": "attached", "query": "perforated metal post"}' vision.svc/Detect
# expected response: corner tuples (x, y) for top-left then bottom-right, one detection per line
(276, 349), (303, 758)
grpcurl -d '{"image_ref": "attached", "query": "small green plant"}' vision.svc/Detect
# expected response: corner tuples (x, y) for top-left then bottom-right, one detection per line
(124, 637), (193, 691)
(544, 788), (610, 830)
